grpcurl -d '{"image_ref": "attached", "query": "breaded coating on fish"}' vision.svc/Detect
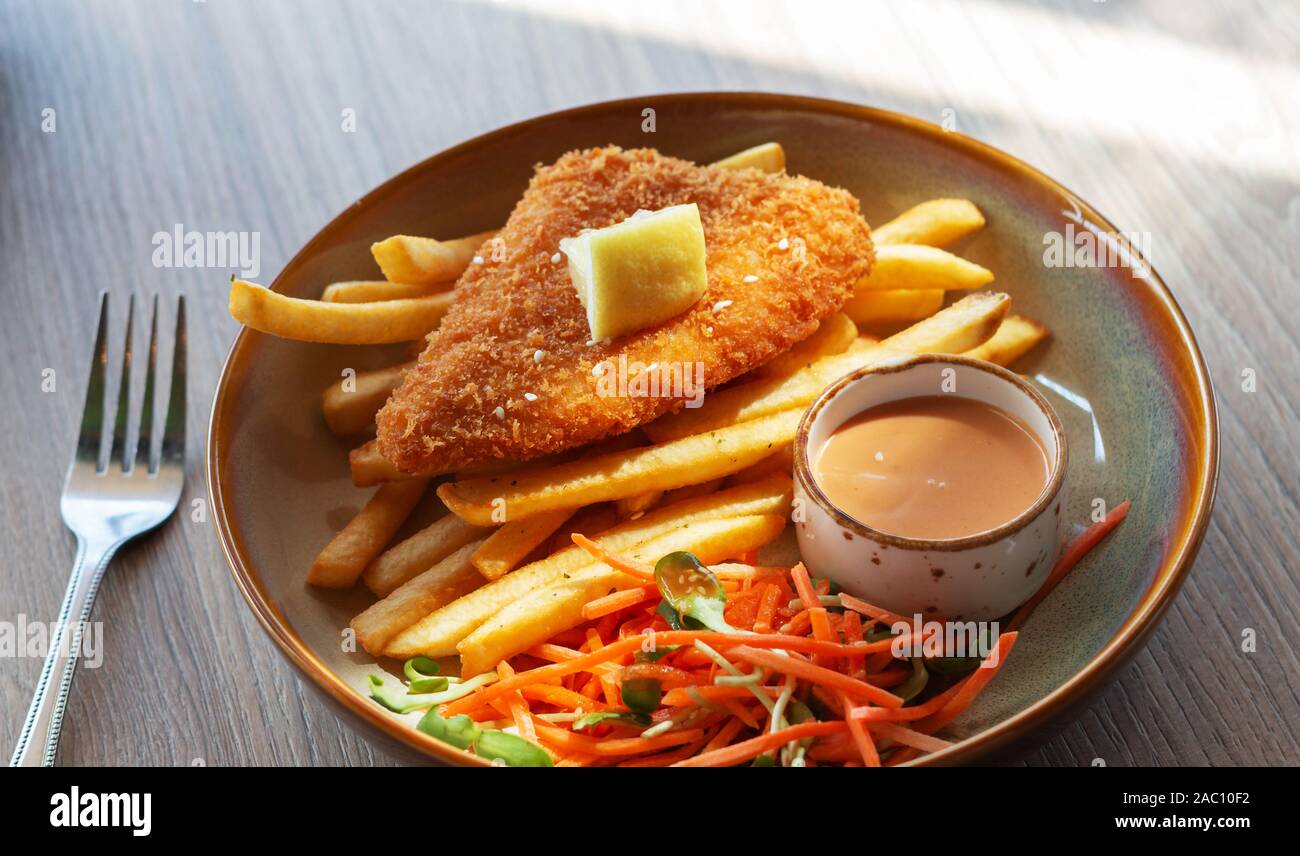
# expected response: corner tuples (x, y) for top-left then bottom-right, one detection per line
(376, 146), (874, 474)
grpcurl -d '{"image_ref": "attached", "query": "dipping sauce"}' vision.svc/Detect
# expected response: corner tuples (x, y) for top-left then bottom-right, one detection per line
(813, 395), (1049, 540)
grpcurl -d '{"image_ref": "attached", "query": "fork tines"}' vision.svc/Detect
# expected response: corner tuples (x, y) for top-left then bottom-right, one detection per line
(78, 292), (186, 476)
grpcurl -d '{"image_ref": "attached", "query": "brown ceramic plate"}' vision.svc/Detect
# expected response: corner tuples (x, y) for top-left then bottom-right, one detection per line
(208, 93), (1217, 766)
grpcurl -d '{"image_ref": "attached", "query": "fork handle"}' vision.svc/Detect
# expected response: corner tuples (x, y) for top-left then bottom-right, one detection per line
(9, 536), (120, 767)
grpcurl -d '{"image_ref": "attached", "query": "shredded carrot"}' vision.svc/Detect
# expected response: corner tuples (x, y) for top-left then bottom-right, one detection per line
(581, 584), (657, 620)
(662, 685), (781, 706)
(753, 583), (782, 634)
(496, 661), (536, 742)
(721, 698), (760, 729)
(865, 667), (910, 688)
(618, 725), (722, 767)
(790, 562), (819, 609)
(849, 681), (964, 722)
(1007, 500), (1130, 632)
(599, 675), (621, 708)
(724, 587), (764, 629)
(844, 710), (881, 767)
(838, 592), (911, 628)
(868, 721), (954, 753)
(570, 533), (657, 581)
(729, 646), (904, 709)
(778, 609), (813, 636)
(842, 610), (866, 678)
(808, 609), (835, 664)
(579, 675), (603, 701)
(672, 721), (847, 767)
(533, 720), (704, 756)
(914, 632), (1018, 733)
(710, 563), (789, 580)
(519, 684), (612, 712)
(620, 662), (701, 689)
(526, 643), (621, 679)
(791, 568), (878, 765)
(443, 630), (883, 717)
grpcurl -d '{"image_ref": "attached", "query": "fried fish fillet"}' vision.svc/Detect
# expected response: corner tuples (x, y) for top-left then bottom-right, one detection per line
(376, 146), (874, 474)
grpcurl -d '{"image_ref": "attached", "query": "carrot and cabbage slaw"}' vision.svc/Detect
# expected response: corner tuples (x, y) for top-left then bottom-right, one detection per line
(369, 500), (1130, 766)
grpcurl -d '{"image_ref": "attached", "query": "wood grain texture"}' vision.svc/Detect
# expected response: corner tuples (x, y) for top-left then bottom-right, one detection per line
(1, 0), (1295, 767)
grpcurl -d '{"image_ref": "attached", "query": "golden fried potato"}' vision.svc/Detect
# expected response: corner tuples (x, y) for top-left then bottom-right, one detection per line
(872, 199), (985, 247)
(307, 478), (431, 588)
(643, 292), (1010, 443)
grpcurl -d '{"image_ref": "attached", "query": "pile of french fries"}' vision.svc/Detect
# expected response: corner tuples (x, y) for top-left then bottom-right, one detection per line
(228, 142), (1050, 684)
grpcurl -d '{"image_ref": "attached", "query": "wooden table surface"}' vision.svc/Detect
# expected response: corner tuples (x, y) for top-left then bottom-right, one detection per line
(2, 0), (1296, 766)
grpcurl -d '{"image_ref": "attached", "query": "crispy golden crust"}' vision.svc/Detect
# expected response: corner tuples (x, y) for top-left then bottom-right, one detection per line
(376, 146), (874, 474)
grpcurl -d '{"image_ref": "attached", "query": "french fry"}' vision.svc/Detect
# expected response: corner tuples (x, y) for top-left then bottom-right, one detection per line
(843, 289), (944, 326)
(371, 229), (498, 285)
(963, 315), (1049, 367)
(350, 440), (407, 486)
(362, 512), (492, 597)
(321, 280), (448, 303)
(437, 409), (802, 526)
(726, 444), (794, 485)
(383, 474), (792, 658)
(709, 142), (786, 173)
(615, 490), (663, 520)
(471, 507), (577, 581)
(856, 244), (993, 292)
(351, 539), (486, 655)
(660, 478), (723, 505)
(872, 199), (986, 247)
(754, 311), (857, 379)
(457, 514), (787, 675)
(546, 504), (619, 555)
(458, 574), (617, 678)
(306, 478), (431, 588)
(229, 279), (453, 344)
(322, 361), (413, 437)
(643, 292), (1010, 443)
(471, 437), (642, 569)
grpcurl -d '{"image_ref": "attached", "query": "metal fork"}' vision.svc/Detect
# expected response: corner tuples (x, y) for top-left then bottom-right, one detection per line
(9, 293), (186, 767)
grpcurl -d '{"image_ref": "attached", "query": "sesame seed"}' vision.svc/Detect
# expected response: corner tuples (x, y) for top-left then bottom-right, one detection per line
(742, 275), (758, 283)
(533, 349), (545, 364)
(524, 392), (538, 402)
(874, 451), (884, 462)
(550, 252), (561, 264)
(778, 238), (789, 250)
(705, 326), (714, 336)
(493, 406), (505, 419)
(586, 339), (597, 347)
(712, 299), (733, 312)
(472, 255), (484, 265)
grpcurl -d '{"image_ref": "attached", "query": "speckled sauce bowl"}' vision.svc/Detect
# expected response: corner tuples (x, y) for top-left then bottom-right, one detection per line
(794, 355), (1068, 622)
(208, 93), (1217, 766)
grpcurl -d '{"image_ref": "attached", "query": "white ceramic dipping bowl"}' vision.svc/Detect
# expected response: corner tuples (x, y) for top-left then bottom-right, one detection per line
(793, 354), (1068, 621)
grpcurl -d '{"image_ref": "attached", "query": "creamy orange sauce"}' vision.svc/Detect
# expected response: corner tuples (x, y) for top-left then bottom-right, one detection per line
(814, 395), (1049, 540)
